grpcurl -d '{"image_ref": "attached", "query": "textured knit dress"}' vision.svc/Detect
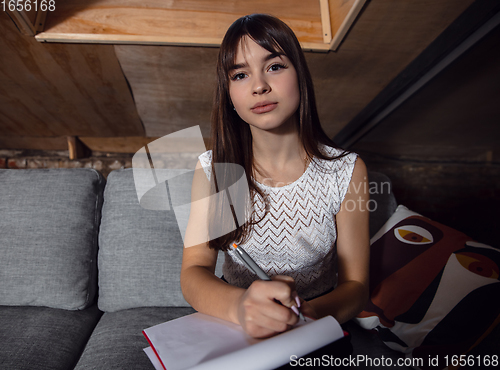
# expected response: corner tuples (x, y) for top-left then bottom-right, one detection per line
(199, 146), (358, 300)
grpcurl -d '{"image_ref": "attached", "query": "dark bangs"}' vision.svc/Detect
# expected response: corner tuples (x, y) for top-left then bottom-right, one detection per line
(218, 14), (303, 90)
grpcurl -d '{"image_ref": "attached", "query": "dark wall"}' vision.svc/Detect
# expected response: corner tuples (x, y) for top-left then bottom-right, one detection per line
(353, 22), (500, 163)
(361, 155), (499, 248)
(352, 23), (500, 248)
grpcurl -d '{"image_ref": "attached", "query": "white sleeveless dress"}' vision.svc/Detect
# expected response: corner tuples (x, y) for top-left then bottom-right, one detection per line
(199, 146), (358, 299)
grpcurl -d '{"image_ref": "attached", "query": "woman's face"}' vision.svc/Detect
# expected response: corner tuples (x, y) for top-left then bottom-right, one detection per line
(228, 37), (300, 134)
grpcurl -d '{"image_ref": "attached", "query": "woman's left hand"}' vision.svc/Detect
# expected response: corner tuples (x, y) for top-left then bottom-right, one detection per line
(296, 297), (319, 320)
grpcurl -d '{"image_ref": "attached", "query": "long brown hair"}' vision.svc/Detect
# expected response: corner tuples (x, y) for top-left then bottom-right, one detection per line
(208, 14), (346, 251)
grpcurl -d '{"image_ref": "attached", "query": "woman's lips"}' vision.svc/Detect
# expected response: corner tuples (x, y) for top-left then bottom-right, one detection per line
(251, 102), (278, 114)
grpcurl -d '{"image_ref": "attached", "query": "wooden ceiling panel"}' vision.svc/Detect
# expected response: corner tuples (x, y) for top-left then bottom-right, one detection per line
(38, 0), (327, 47)
(114, 45), (218, 137)
(0, 11), (144, 138)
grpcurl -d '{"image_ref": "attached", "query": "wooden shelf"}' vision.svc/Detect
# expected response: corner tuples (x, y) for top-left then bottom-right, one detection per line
(33, 0), (366, 51)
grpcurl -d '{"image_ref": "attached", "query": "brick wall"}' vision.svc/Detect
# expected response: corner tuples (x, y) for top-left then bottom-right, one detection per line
(0, 149), (201, 178)
(0, 150), (133, 178)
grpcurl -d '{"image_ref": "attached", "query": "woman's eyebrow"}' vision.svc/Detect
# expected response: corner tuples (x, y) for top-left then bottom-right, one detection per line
(263, 52), (285, 62)
(229, 52), (285, 72)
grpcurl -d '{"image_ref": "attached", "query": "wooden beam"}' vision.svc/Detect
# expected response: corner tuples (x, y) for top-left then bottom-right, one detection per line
(35, 33), (333, 52)
(5, 6), (37, 36)
(35, 9), (47, 32)
(36, 33), (224, 47)
(0, 136), (68, 151)
(67, 136), (90, 159)
(79, 136), (160, 154)
(319, 0), (332, 44)
(79, 136), (213, 153)
(0, 135), (165, 154)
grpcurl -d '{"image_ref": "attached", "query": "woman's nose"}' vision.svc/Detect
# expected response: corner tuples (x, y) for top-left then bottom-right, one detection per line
(253, 75), (271, 95)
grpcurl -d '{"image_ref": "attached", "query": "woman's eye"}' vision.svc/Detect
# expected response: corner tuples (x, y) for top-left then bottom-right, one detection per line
(231, 73), (246, 81)
(269, 63), (286, 72)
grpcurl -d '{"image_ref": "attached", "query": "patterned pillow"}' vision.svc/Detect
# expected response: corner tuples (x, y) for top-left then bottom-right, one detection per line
(356, 205), (500, 368)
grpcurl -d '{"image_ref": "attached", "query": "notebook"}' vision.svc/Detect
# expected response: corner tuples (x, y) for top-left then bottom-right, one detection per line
(143, 313), (344, 370)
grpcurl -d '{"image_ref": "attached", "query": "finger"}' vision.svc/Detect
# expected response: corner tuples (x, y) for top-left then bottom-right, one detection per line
(249, 282), (298, 325)
(248, 310), (291, 335)
(241, 298), (294, 336)
(270, 275), (297, 308)
(268, 278), (304, 321)
(248, 279), (300, 326)
(258, 293), (298, 324)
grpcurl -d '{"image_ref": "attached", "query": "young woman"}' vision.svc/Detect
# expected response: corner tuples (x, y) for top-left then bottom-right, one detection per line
(181, 14), (369, 339)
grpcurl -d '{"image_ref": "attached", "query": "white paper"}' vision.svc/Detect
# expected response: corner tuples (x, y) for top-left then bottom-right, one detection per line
(143, 313), (343, 370)
(143, 347), (164, 370)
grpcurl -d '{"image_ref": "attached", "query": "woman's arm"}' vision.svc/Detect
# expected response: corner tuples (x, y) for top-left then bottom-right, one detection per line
(306, 157), (370, 323)
(180, 160), (243, 321)
(180, 242), (245, 322)
(180, 161), (300, 338)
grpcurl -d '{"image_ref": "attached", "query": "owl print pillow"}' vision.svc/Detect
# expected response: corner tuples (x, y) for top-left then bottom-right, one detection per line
(355, 206), (500, 369)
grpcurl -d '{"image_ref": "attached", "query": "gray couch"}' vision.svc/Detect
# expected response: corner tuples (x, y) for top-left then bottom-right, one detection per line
(0, 168), (492, 370)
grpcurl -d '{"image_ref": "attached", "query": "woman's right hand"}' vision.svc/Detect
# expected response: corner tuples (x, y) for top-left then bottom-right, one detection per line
(233, 275), (301, 338)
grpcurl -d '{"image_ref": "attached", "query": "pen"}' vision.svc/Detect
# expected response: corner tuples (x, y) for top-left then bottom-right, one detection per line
(232, 243), (305, 321)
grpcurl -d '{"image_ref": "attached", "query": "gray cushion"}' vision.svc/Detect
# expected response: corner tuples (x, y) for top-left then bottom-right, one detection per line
(98, 169), (192, 312)
(367, 171), (398, 238)
(0, 169), (104, 310)
(74, 306), (196, 370)
(0, 304), (102, 370)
